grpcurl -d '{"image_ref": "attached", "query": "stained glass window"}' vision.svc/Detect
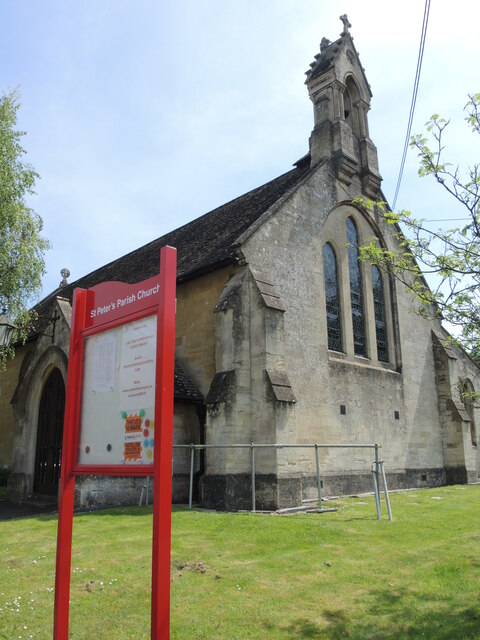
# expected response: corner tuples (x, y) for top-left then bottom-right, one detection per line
(323, 243), (342, 351)
(346, 218), (366, 357)
(372, 266), (388, 362)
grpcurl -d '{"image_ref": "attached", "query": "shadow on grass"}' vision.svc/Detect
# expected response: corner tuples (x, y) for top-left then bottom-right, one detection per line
(264, 588), (480, 639)
(340, 516), (379, 523)
(283, 618), (326, 638)
(3, 502), (193, 522)
(263, 618), (325, 639)
(1, 503), (156, 522)
(70, 504), (207, 519)
(74, 505), (154, 518)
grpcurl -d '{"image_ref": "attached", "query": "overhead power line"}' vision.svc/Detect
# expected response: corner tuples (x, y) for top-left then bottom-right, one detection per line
(425, 218), (470, 222)
(392, 0), (431, 210)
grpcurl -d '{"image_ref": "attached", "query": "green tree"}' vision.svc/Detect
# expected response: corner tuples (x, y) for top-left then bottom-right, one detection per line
(0, 89), (50, 368)
(357, 93), (480, 355)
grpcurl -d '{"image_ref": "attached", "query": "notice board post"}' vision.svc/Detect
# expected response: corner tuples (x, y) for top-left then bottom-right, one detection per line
(53, 246), (177, 640)
(151, 247), (176, 637)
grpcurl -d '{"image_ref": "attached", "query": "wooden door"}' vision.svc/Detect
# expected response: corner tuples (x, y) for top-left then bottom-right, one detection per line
(33, 369), (65, 496)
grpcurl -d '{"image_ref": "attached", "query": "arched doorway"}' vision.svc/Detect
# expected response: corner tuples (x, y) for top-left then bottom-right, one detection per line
(33, 368), (65, 496)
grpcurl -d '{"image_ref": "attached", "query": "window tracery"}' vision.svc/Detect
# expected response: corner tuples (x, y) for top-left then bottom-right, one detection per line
(346, 217), (366, 357)
(322, 208), (394, 365)
(323, 243), (342, 352)
(371, 266), (388, 362)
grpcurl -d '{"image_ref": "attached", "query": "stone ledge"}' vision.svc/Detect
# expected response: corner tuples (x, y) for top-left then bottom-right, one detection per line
(265, 369), (296, 403)
(328, 351), (400, 375)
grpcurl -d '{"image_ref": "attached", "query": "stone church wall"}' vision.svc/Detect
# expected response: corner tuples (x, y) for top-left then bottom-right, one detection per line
(236, 166), (475, 503)
(175, 266), (232, 397)
(201, 267), (291, 510)
(0, 344), (33, 470)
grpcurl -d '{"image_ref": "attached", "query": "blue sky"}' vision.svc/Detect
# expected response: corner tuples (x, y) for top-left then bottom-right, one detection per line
(2, 0), (479, 298)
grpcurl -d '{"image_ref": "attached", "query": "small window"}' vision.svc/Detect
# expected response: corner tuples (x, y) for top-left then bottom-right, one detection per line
(346, 218), (366, 357)
(372, 266), (388, 362)
(323, 243), (342, 352)
(344, 76), (361, 137)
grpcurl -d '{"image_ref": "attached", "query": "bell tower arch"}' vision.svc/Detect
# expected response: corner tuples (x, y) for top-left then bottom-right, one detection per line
(305, 16), (382, 198)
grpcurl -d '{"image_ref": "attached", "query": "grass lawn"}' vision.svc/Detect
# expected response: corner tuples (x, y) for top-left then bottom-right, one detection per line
(1, 485), (480, 639)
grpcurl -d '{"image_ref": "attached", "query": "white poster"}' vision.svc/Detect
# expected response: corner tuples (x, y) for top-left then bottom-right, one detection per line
(119, 316), (157, 411)
(92, 332), (116, 393)
(78, 315), (157, 466)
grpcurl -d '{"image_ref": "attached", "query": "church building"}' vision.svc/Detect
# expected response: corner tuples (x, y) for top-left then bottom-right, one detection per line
(1, 17), (479, 510)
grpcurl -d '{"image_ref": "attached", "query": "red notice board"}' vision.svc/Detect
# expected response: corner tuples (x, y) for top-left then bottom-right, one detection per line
(54, 246), (177, 640)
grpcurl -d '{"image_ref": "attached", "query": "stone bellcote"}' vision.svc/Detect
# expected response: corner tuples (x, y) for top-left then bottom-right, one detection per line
(305, 15), (382, 198)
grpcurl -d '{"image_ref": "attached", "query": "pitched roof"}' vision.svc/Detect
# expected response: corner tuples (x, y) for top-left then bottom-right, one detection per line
(35, 159), (312, 314)
(174, 359), (204, 404)
(305, 37), (344, 82)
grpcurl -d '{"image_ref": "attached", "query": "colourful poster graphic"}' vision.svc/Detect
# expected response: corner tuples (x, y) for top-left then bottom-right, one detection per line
(121, 409), (155, 464)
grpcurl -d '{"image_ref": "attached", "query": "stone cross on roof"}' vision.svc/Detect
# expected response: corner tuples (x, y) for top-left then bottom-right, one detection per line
(339, 14), (351, 35)
(60, 268), (70, 287)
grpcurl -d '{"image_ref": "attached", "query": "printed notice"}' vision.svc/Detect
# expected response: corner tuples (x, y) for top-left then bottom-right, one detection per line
(92, 332), (117, 393)
(119, 316), (157, 411)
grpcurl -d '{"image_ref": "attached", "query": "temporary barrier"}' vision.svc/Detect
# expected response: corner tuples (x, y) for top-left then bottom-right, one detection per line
(173, 442), (392, 521)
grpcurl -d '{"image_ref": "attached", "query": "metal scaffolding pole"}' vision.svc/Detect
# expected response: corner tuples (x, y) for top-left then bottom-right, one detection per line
(314, 444), (322, 511)
(251, 443), (256, 513)
(188, 445), (195, 509)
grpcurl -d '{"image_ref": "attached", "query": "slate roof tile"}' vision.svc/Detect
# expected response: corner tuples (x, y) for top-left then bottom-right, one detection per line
(174, 359), (204, 404)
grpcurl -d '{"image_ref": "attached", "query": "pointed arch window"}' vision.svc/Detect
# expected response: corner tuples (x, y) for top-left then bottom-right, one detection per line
(344, 76), (362, 138)
(323, 242), (342, 352)
(372, 266), (388, 362)
(346, 217), (366, 357)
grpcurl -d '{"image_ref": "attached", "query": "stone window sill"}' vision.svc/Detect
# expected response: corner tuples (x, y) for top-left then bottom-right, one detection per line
(327, 350), (400, 375)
